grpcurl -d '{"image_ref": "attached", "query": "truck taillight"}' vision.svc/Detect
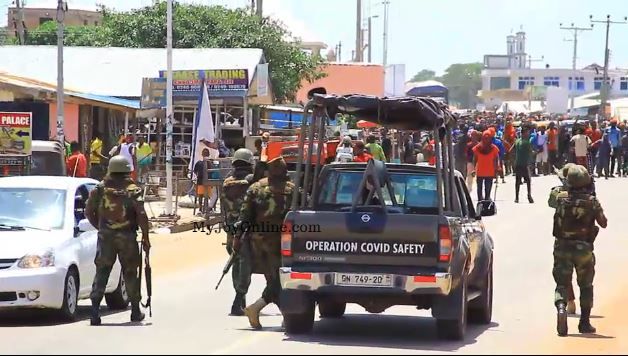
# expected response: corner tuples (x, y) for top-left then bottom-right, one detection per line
(439, 224), (452, 262)
(281, 221), (293, 257)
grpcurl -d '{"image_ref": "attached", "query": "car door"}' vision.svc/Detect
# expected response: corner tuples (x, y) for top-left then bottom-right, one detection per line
(455, 176), (480, 273)
(73, 184), (97, 296)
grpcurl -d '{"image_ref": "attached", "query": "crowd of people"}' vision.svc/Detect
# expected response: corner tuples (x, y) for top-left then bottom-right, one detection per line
(327, 112), (628, 204)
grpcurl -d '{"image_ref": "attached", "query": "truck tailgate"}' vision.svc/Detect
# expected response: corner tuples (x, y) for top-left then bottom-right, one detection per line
(289, 211), (441, 267)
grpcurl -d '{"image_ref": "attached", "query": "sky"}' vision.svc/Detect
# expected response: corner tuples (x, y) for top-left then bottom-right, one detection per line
(3, 0), (628, 80)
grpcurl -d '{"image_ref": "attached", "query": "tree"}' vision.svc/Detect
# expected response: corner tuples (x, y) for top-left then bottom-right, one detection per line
(24, 2), (324, 102)
(410, 69), (436, 82)
(438, 62), (483, 109)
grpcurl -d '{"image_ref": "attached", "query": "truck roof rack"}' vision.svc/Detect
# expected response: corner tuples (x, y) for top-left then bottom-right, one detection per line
(291, 94), (459, 216)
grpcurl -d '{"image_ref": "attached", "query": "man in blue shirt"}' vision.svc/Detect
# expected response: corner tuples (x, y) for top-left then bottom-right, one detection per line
(607, 119), (622, 177)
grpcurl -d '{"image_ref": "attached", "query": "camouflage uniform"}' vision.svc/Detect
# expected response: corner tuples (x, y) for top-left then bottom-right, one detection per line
(242, 157), (294, 329)
(87, 176), (144, 305)
(550, 164), (606, 336)
(221, 167), (254, 314)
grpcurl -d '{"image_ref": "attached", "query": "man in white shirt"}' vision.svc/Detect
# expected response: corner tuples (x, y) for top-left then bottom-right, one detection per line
(570, 128), (591, 170)
(535, 127), (549, 175)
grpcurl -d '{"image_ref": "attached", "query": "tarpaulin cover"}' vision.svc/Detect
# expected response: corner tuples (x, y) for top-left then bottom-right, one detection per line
(312, 94), (452, 131)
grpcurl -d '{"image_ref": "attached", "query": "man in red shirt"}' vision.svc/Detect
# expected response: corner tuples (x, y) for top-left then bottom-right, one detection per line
(353, 141), (373, 162)
(472, 131), (500, 201)
(66, 141), (88, 177)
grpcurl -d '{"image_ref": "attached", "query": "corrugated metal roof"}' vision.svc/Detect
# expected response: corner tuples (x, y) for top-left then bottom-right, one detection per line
(0, 71), (140, 110)
(0, 46), (265, 97)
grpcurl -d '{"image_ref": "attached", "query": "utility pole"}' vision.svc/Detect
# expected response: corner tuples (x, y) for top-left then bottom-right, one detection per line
(56, 0), (67, 145)
(355, 0), (362, 62)
(367, 15), (379, 63)
(165, 0), (174, 216)
(382, 0), (390, 66)
(337, 41), (342, 62)
(590, 15), (627, 119)
(256, 0), (263, 18)
(560, 22), (593, 111)
(527, 54), (544, 69)
(14, 0), (26, 45)
(525, 55), (543, 111)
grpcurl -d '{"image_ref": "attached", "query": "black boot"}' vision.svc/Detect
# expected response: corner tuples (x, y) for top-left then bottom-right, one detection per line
(528, 195), (534, 204)
(131, 302), (146, 322)
(556, 302), (568, 337)
(230, 293), (245, 316)
(90, 300), (101, 326)
(578, 307), (597, 334)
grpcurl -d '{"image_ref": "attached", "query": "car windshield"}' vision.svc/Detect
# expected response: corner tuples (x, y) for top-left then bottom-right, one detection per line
(318, 170), (439, 213)
(31, 151), (64, 176)
(0, 188), (66, 230)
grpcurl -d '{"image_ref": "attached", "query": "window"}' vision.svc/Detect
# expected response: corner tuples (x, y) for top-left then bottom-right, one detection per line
(568, 77), (585, 91)
(620, 77), (628, 91)
(543, 76), (560, 87)
(83, 20), (88, 26)
(39, 17), (53, 25)
(94, 21), (99, 26)
(594, 77), (609, 90)
(518, 76), (535, 90)
(490, 77), (511, 90)
(318, 171), (440, 213)
(0, 188), (66, 230)
(455, 177), (468, 217)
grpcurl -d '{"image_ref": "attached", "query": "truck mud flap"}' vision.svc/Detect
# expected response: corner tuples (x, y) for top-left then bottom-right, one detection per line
(431, 275), (464, 319)
(280, 289), (314, 315)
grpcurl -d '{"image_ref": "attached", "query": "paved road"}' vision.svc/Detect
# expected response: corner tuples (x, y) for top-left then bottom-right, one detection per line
(1, 176), (627, 354)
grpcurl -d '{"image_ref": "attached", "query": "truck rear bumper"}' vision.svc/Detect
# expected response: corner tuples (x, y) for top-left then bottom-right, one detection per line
(279, 267), (452, 295)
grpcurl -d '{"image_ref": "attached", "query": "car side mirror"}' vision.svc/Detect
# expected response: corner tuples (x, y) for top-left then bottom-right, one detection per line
(77, 219), (96, 234)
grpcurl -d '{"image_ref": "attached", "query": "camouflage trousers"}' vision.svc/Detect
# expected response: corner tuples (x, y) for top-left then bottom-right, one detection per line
(226, 233), (252, 295)
(553, 239), (595, 309)
(250, 234), (281, 306)
(90, 230), (141, 304)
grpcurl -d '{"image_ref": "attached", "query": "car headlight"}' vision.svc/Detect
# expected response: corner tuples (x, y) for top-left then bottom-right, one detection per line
(18, 251), (55, 268)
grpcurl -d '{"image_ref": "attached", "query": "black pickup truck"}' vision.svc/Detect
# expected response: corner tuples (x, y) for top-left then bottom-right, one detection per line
(278, 94), (495, 340)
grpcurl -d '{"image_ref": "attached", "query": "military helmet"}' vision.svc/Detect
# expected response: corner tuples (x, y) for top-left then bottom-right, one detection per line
(108, 155), (132, 174)
(567, 165), (591, 188)
(556, 163), (576, 180)
(232, 148), (254, 165)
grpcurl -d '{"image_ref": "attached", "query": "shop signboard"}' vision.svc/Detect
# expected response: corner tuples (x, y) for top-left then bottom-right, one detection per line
(158, 69), (249, 94)
(0, 112), (32, 156)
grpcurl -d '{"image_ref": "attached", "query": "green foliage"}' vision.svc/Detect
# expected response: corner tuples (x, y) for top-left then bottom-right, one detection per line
(410, 69), (436, 82)
(411, 63), (483, 109)
(23, 2), (324, 102)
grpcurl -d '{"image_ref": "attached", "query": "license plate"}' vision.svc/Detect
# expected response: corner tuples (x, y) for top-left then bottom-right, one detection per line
(335, 273), (393, 288)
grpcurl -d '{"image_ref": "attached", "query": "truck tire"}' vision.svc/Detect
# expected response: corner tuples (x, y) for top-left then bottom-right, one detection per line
(284, 302), (315, 334)
(319, 301), (346, 318)
(468, 259), (493, 325)
(436, 274), (467, 341)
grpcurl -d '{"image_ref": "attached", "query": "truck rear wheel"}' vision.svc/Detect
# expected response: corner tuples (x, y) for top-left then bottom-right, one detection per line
(319, 301), (346, 318)
(284, 302), (315, 335)
(436, 274), (467, 341)
(468, 259), (493, 325)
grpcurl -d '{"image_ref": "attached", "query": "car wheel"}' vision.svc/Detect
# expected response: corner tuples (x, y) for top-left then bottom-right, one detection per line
(468, 258), (493, 324)
(436, 273), (467, 341)
(58, 268), (79, 321)
(284, 302), (315, 335)
(105, 273), (130, 310)
(319, 301), (346, 318)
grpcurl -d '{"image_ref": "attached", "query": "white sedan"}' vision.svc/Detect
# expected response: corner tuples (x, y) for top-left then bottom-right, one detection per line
(0, 176), (129, 320)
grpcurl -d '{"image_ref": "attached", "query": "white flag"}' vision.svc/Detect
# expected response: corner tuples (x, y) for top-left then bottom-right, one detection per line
(189, 80), (216, 175)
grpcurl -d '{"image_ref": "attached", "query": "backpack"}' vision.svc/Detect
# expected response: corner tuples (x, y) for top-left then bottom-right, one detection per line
(553, 193), (596, 239)
(96, 182), (138, 231)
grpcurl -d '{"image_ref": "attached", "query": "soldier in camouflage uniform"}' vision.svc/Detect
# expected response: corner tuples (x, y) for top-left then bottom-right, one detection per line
(549, 164), (607, 336)
(85, 155), (151, 326)
(221, 148), (256, 316)
(240, 156), (295, 329)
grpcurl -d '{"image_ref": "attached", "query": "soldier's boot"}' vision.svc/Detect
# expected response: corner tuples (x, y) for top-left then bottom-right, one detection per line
(528, 195), (534, 204)
(566, 300), (576, 314)
(130, 302), (146, 322)
(90, 299), (101, 326)
(230, 293), (245, 316)
(578, 307), (597, 334)
(241, 295), (246, 310)
(245, 298), (267, 330)
(556, 302), (568, 337)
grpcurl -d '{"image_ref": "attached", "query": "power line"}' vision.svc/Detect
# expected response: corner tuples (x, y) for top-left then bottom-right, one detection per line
(559, 22), (593, 111)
